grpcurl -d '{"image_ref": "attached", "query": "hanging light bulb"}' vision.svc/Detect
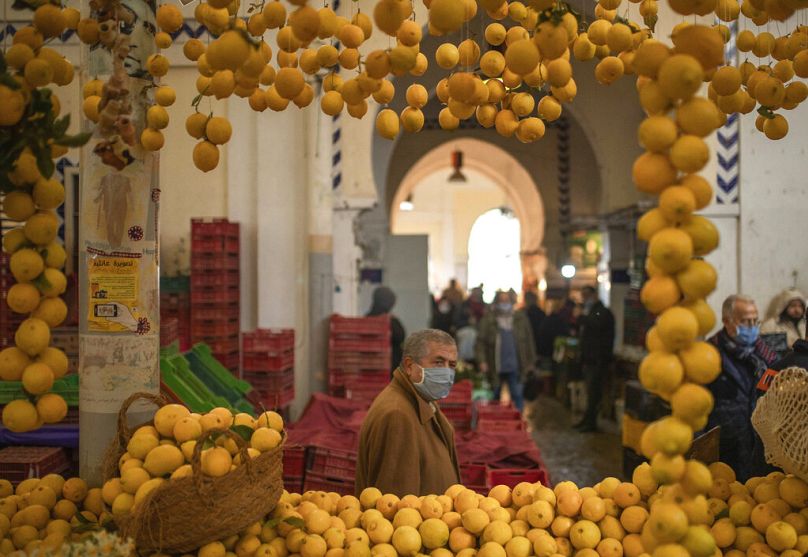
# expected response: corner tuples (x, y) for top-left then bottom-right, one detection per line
(399, 194), (414, 211)
(448, 149), (467, 183)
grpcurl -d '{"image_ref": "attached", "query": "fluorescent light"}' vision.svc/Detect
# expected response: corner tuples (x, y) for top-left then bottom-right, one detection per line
(561, 264), (576, 279)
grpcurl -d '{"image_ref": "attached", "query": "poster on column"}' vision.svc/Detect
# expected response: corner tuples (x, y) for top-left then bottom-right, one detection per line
(79, 335), (160, 413)
(87, 255), (145, 332)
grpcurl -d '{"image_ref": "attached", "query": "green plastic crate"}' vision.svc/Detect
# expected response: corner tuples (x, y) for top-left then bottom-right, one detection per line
(161, 356), (223, 413)
(188, 344), (251, 396)
(160, 275), (190, 294)
(0, 375), (79, 406)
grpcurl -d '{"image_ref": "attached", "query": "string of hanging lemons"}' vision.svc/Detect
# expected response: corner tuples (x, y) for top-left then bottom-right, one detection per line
(0, 3), (87, 433)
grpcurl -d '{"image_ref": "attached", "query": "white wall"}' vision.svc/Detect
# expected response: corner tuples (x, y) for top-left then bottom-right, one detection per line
(391, 169), (508, 293)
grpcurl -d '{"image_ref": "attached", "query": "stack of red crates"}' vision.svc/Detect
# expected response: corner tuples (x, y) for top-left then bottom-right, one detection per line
(0, 447), (70, 485)
(0, 253), (24, 348)
(190, 219), (240, 372)
(160, 276), (191, 350)
(242, 329), (295, 411)
(441, 379), (473, 432)
(328, 315), (391, 404)
(283, 446), (306, 493)
(475, 401), (527, 432)
(303, 447), (356, 496)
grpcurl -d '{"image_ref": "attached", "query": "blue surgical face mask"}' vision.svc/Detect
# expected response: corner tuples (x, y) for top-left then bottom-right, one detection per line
(736, 324), (760, 346)
(496, 302), (513, 314)
(412, 364), (455, 401)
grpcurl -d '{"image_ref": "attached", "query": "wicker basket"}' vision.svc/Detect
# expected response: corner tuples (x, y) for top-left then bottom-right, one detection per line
(105, 393), (284, 554)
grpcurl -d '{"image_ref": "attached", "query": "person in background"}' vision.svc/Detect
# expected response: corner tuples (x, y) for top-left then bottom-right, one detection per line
(355, 329), (461, 496)
(430, 295), (456, 335)
(761, 288), (806, 349)
(536, 298), (575, 369)
(708, 294), (778, 481)
(476, 290), (537, 412)
(523, 291), (546, 359)
(466, 286), (487, 324)
(574, 286), (615, 433)
(366, 286), (406, 372)
(441, 279), (465, 307)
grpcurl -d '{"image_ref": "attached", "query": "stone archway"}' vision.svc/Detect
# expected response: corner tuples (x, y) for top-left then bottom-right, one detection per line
(389, 138), (548, 292)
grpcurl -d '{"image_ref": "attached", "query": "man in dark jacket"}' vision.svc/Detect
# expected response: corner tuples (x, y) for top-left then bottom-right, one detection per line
(575, 286), (615, 432)
(524, 291), (546, 358)
(367, 286), (406, 371)
(708, 294), (777, 481)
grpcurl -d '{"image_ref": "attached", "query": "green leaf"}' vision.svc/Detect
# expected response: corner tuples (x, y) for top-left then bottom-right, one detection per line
(230, 424), (254, 442)
(283, 516), (305, 529)
(75, 512), (92, 524)
(35, 148), (54, 179)
(265, 517), (282, 528)
(0, 73), (20, 90)
(716, 508), (730, 520)
(53, 114), (71, 137)
(757, 106), (775, 119)
(55, 131), (92, 147)
(33, 272), (53, 292)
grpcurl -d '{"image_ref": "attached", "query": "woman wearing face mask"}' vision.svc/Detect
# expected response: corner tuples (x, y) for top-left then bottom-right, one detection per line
(475, 290), (537, 412)
(760, 288), (806, 350)
(707, 294), (778, 481)
(355, 329), (461, 497)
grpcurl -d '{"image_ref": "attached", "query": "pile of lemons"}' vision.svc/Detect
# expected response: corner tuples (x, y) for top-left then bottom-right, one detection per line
(0, 5), (79, 433)
(167, 469), (806, 557)
(0, 474), (102, 555)
(102, 406), (284, 520)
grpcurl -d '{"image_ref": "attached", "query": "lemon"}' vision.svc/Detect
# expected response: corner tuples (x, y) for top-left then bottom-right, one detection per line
(679, 215), (719, 256)
(570, 520), (601, 549)
(205, 116), (232, 145)
(711, 66), (742, 96)
(678, 174), (712, 211)
(637, 209), (670, 243)
(639, 351), (684, 397)
(34, 392), (66, 424)
(767, 521), (797, 551)
(652, 416), (693, 455)
(429, 0), (464, 33)
(2, 191), (36, 222)
(207, 30), (251, 71)
(2, 399), (39, 432)
(30, 179), (65, 212)
(251, 427), (282, 451)
(658, 54), (704, 100)
(763, 114), (788, 140)
(6, 282), (41, 315)
(14, 318), (50, 357)
(637, 116), (677, 153)
(657, 185), (696, 224)
(9, 248), (44, 283)
(671, 382), (713, 427)
(0, 347), (30, 381)
(640, 276), (681, 314)
(505, 39), (540, 75)
(5, 43), (35, 71)
(632, 152), (677, 194)
(419, 518), (450, 549)
(32, 4), (66, 39)
(193, 141), (220, 173)
(32, 297), (67, 327)
(143, 444), (184, 477)
(24, 211), (59, 246)
(648, 228), (693, 274)
(595, 56), (624, 85)
(670, 135), (710, 173)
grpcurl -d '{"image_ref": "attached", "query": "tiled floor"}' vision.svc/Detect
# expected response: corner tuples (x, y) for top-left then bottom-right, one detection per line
(526, 395), (624, 488)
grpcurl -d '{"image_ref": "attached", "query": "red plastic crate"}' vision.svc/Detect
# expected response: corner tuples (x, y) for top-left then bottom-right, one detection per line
(246, 371), (295, 392)
(330, 314), (391, 337)
(329, 337), (391, 353)
(161, 317), (179, 347)
(192, 304), (240, 321)
(486, 466), (549, 489)
(308, 448), (357, 481)
(328, 370), (389, 390)
(243, 351), (295, 373)
(190, 287), (240, 304)
(284, 476), (304, 494)
(253, 387), (295, 410)
(192, 236), (240, 253)
(191, 270), (240, 288)
(0, 447), (70, 485)
(283, 446), (306, 477)
(243, 329), (295, 353)
(303, 471), (355, 496)
(460, 463), (486, 486)
(191, 319), (240, 338)
(444, 380), (473, 404)
(327, 351), (391, 371)
(199, 336), (239, 354)
(191, 255), (240, 272)
(192, 218), (240, 239)
(476, 418), (527, 433)
(476, 401), (522, 421)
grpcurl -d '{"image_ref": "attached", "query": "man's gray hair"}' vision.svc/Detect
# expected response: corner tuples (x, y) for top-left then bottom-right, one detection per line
(402, 329), (456, 362)
(722, 294), (756, 320)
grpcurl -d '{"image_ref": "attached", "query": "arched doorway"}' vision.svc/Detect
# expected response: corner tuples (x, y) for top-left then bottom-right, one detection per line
(468, 208), (522, 303)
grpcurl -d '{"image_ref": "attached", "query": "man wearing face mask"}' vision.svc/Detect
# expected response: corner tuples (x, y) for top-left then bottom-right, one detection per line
(707, 294), (778, 481)
(355, 329), (461, 497)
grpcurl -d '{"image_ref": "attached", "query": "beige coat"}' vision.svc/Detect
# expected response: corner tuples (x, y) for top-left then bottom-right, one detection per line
(761, 288), (806, 348)
(355, 369), (461, 497)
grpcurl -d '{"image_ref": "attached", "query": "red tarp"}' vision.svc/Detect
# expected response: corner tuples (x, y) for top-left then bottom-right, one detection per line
(287, 393), (544, 470)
